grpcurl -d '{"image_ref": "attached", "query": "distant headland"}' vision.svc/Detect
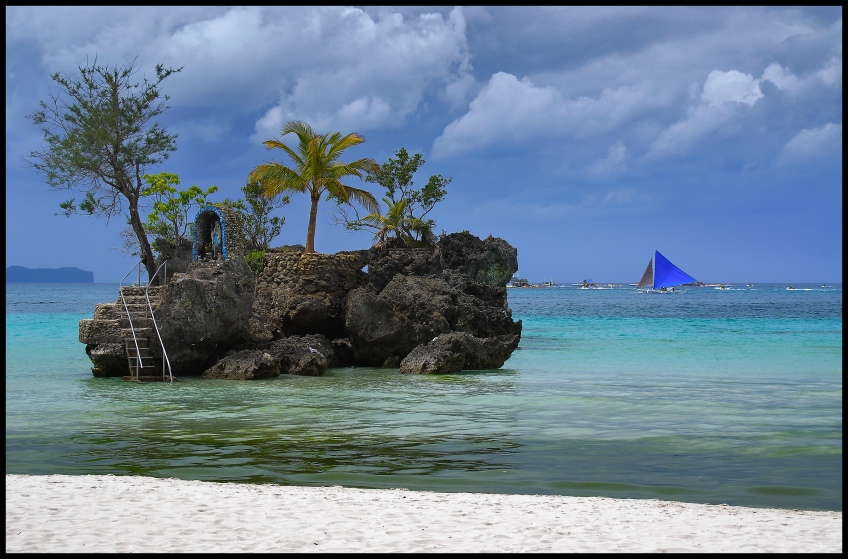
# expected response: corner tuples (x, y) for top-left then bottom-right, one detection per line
(6, 266), (94, 283)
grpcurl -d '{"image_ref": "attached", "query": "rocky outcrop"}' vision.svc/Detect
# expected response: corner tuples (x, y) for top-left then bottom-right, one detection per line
(199, 335), (334, 380)
(79, 231), (522, 378)
(252, 247), (367, 340)
(152, 237), (193, 282)
(268, 334), (334, 376)
(201, 349), (279, 380)
(155, 256), (257, 375)
(344, 272), (520, 368)
(399, 331), (521, 375)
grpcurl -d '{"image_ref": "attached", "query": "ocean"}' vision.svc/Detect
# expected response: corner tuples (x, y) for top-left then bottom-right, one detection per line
(5, 282), (842, 511)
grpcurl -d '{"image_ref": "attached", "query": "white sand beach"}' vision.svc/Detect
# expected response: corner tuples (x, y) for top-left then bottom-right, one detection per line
(6, 474), (841, 553)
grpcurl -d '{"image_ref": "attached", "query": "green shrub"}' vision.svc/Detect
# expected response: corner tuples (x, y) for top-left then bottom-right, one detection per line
(245, 249), (266, 277)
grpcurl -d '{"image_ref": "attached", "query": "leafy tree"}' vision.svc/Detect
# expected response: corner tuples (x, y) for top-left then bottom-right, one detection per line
(340, 147), (452, 247)
(141, 172), (218, 252)
(26, 56), (182, 285)
(238, 180), (289, 250)
(247, 120), (379, 253)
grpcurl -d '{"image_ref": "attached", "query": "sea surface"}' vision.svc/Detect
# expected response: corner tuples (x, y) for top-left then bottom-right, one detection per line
(5, 282), (842, 511)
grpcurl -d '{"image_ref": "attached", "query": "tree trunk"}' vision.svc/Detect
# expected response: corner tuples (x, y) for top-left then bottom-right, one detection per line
(128, 201), (159, 286)
(305, 194), (319, 253)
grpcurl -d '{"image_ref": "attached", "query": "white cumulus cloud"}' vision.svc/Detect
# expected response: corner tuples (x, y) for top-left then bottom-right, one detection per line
(432, 72), (672, 160)
(700, 70), (763, 107)
(250, 6), (472, 139)
(431, 72), (560, 158)
(761, 63), (803, 95)
(778, 122), (842, 163)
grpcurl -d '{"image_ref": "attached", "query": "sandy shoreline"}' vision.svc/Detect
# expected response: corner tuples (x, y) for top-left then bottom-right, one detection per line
(5, 474), (842, 553)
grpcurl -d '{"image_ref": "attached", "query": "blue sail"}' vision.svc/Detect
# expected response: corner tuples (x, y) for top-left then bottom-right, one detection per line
(652, 250), (697, 289)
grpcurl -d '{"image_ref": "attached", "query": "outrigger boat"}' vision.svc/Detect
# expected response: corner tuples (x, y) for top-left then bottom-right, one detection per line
(636, 250), (698, 293)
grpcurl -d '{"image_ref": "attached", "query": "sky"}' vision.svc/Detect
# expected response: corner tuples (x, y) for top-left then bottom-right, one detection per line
(5, 6), (843, 284)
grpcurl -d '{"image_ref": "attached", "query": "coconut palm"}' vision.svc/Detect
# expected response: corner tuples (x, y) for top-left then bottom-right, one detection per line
(247, 120), (379, 253)
(361, 198), (411, 247)
(361, 198), (437, 248)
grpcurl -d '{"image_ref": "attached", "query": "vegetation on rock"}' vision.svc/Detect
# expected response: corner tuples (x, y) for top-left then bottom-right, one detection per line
(244, 249), (267, 277)
(218, 180), (289, 251)
(339, 147), (452, 248)
(142, 172), (218, 253)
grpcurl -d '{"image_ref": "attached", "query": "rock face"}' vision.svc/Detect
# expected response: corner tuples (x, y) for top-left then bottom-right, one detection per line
(399, 331), (522, 375)
(79, 232), (522, 378)
(155, 256), (257, 375)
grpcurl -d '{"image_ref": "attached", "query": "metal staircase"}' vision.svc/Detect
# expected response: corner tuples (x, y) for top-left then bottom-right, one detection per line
(119, 260), (174, 383)
(124, 328), (156, 379)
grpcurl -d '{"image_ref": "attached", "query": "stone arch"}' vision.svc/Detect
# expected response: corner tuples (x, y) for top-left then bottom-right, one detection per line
(192, 206), (244, 262)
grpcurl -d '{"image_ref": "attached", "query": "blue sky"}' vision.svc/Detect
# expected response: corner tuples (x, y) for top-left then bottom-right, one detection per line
(5, 6), (842, 284)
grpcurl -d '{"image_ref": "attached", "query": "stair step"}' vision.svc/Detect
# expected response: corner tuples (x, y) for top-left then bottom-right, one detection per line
(120, 299), (152, 306)
(119, 309), (155, 318)
(129, 360), (155, 369)
(122, 327), (153, 337)
(128, 359), (156, 368)
(117, 283), (171, 381)
(120, 287), (164, 296)
(124, 322), (151, 328)
(121, 313), (151, 319)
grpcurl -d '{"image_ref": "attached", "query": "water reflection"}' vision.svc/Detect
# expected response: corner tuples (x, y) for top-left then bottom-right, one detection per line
(21, 368), (523, 489)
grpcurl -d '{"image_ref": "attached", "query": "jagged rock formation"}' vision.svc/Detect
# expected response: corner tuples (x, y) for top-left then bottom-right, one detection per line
(154, 256), (257, 375)
(399, 331), (521, 375)
(79, 232), (522, 379)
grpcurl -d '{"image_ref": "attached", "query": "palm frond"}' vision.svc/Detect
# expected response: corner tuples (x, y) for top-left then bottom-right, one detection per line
(248, 163), (308, 197)
(342, 185), (379, 213)
(262, 139), (303, 168)
(326, 132), (365, 161)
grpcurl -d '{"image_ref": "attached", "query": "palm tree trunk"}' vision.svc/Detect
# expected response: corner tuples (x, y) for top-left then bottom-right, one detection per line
(306, 194), (320, 253)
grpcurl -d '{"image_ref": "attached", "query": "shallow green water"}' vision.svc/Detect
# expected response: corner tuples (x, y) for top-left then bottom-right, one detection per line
(5, 283), (842, 510)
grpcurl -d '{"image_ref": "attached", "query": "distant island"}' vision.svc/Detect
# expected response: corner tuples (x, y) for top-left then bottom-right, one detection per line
(6, 266), (94, 283)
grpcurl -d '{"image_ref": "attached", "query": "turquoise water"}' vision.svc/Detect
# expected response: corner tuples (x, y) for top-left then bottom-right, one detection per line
(5, 282), (842, 511)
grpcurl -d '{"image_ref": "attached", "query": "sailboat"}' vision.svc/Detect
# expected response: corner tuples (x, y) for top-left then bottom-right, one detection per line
(636, 250), (698, 293)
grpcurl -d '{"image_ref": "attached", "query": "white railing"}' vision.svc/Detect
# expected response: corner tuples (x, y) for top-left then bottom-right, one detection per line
(119, 259), (173, 383)
(146, 259), (173, 383)
(119, 261), (144, 381)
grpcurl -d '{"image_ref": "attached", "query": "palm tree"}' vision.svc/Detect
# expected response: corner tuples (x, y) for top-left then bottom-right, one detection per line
(247, 120), (379, 253)
(362, 198), (412, 247)
(362, 198), (437, 248)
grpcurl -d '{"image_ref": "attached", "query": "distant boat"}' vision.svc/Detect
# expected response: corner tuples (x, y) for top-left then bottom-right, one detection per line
(636, 250), (698, 293)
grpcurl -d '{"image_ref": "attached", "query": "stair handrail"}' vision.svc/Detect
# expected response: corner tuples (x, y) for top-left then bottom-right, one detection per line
(146, 259), (174, 383)
(119, 260), (145, 381)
